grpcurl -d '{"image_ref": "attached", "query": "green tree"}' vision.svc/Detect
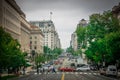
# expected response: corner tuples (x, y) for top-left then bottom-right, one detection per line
(76, 26), (86, 43)
(0, 27), (26, 73)
(35, 54), (45, 67)
(105, 32), (120, 63)
(85, 11), (120, 65)
(43, 46), (51, 54)
(75, 11), (120, 66)
(52, 48), (63, 55)
(66, 46), (74, 54)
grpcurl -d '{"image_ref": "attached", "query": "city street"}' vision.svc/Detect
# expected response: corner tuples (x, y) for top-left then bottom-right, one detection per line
(9, 55), (120, 80)
(10, 72), (119, 80)
(0, 1), (120, 80)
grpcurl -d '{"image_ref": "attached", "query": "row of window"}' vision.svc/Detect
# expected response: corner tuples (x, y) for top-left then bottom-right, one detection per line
(30, 41), (37, 44)
(30, 46), (37, 49)
(30, 36), (37, 39)
(30, 46), (43, 50)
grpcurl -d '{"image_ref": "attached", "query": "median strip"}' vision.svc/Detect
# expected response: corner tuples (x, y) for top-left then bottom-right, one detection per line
(61, 73), (65, 80)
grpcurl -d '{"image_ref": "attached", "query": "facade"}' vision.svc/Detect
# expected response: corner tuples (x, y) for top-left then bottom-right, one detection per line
(112, 3), (120, 20)
(71, 19), (88, 64)
(21, 17), (31, 53)
(56, 38), (61, 49)
(77, 19), (88, 28)
(71, 32), (78, 51)
(30, 20), (61, 50)
(0, 0), (31, 53)
(30, 26), (44, 54)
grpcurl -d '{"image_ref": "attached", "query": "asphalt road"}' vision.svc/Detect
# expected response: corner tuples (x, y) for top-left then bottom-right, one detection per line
(9, 71), (119, 80)
(9, 55), (120, 80)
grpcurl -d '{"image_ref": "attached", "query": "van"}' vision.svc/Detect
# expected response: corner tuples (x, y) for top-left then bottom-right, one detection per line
(106, 65), (118, 77)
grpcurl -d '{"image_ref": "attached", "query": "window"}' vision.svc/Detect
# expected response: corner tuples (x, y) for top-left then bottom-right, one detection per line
(30, 37), (32, 39)
(30, 41), (32, 44)
(35, 36), (37, 39)
(35, 41), (37, 44)
(34, 46), (37, 49)
(48, 24), (51, 26)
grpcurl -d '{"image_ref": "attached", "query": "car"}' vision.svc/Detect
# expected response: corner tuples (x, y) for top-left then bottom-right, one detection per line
(70, 63), (75, 67)
(41, 64), (51, 71)
(59, 67), (75, 72)
(90, 65), (98, 70)
(76, 65), (90, 71)
(54, 60), (59, 65)
(106, 65), (118, 77)
(77, 64), (86, 67)
(99, 67), (106, 75)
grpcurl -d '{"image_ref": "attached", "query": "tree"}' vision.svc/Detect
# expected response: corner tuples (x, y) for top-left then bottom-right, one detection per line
(0, 27), (26, 73)
(52, 48), (63, 55)
(66, 46), (74, 54)
(43, 46), (51, 54)
(75, 11), (120, 66)
(35, 54), (45, 67)
(84, 11), (120, 65)
(105, 32), (120, 64)
(76, 26), (86, 44)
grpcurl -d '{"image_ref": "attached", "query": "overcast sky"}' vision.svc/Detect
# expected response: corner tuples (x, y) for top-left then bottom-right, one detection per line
(16, 0), (120, 49)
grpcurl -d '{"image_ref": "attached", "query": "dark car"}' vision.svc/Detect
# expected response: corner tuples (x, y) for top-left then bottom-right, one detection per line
(70, 63), (75, 67)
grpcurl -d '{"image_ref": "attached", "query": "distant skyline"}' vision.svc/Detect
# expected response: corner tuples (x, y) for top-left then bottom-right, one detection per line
(16, 0), (120, 49)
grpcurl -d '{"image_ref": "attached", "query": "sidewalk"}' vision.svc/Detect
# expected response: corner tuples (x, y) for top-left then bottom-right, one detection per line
(1, 73), (15, 77)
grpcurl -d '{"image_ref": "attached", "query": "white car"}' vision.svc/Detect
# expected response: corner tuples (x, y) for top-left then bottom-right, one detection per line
(76, 65), (90, 71)
(106, 65), (118, 77)
(42, 64), (51, 71)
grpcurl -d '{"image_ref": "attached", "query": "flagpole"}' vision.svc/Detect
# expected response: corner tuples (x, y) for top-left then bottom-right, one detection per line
(50, 12), (52, 21)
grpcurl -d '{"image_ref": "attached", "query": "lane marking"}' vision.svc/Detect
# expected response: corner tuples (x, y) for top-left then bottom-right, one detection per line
(61, 73), (65, 80)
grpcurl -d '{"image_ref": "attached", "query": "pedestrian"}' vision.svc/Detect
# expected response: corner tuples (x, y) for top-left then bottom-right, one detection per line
(43, 68), (45, 73)
(52, 67), (56, 73)
(37, 67), (39, 74)
(23, 67), (25, 75)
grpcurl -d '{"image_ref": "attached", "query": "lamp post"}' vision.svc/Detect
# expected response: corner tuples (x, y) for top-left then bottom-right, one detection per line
(102, 55), (105, 67)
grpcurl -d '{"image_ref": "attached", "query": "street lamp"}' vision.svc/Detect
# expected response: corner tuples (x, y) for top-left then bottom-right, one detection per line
(102, 55), (105, 67)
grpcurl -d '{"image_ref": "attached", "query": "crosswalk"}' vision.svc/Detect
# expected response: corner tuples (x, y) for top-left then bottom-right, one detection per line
(34, 72), (100, 75)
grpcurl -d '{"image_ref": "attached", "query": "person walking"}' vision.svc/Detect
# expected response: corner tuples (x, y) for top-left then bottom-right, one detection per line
(23, 67), (25, 75)
(52, 67), (56, 73)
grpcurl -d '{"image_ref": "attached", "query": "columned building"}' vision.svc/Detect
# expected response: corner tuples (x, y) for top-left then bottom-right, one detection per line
(30, 26), (44, 54)
(30, 20), (61, 50)
(0, 0), (31, 53)
(21, 17), (31, 53)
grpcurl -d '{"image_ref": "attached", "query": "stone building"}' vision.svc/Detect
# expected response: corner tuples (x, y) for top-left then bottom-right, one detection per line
(30, 25), (44, 54)
(30, 20), (61, 50)
(71, 19), (88, 64)
(71, 32), (78, 51)
(21, 17), (31, 53)
(0, 0), (31, 53)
